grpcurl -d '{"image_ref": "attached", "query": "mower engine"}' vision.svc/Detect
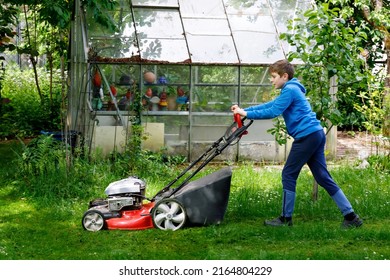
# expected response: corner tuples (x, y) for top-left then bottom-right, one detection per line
(104, 177), (146, 211)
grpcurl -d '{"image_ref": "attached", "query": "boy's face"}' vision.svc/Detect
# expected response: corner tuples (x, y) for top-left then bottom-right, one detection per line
(270, 72), (288, 89)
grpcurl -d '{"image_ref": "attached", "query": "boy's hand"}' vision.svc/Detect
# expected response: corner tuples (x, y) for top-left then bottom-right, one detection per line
(231, 105), (247, 117)
(231, 104), (239, 111)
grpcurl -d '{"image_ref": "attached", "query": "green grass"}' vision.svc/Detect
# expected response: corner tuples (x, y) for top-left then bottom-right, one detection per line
(0, 141), (389, 260)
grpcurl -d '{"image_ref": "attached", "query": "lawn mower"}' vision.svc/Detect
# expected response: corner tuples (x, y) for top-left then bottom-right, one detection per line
(82, 114), (253, 232)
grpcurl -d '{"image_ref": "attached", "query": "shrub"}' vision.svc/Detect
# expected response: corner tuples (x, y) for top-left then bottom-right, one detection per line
(367, 154), (390, 172)
(0, 64), (62, 139)
(13, 132), (186, 202)
(15, 135), (101, 201)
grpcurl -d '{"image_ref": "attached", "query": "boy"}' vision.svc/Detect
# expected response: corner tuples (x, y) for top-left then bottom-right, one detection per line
(231, 59), (362, 228)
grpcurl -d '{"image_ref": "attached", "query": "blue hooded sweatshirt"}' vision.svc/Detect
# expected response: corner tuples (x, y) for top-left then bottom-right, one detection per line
(244, 78), (323, 139)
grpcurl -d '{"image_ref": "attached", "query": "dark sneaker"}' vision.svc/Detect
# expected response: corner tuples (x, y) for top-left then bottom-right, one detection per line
(264, 216), (293, 227)
(341, 215), (363, 228)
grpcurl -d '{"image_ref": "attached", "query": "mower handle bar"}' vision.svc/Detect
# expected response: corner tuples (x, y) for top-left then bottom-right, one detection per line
(152, 114), (253, 200)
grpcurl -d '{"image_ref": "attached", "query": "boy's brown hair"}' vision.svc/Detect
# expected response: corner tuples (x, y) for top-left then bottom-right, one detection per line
(269, 59), (295, 80)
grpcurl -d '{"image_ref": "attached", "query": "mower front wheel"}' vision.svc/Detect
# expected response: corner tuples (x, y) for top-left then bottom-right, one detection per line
(152, 198), (187, 231)
(82, 210), (106, 232)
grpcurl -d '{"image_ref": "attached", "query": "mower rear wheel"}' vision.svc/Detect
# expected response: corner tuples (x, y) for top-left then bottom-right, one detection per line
(82, 210), (106, 232)
(152, 198), (186, 231)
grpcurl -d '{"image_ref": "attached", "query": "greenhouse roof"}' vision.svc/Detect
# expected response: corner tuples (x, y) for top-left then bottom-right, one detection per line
(87, 0), (313, 65)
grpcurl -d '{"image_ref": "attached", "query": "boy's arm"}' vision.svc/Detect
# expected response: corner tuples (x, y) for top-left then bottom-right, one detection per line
(245, 100), (274, 112)
(244, 89), (292, 119)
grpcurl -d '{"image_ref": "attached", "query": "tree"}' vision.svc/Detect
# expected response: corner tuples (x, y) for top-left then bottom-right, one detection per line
(1, 1), (72, 103)
(355, 0), (390, 135)
(0, 0), (119, 140)
(0, 1), (18, 105)
(2, 0), (118, 103)
(282, 0), (389, 135)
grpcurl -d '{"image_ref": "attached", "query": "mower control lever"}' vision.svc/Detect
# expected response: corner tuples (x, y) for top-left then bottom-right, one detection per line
(234, 114), (248, 136)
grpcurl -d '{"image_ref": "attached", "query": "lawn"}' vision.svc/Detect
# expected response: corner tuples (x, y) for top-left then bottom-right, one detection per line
(0, 140), (389, 260)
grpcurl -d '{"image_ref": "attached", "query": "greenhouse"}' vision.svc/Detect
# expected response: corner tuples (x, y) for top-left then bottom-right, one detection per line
(69, 0), (314, 162)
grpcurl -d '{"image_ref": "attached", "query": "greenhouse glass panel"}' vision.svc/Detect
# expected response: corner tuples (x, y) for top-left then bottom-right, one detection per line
(194, 66), (238, 84)
(89, 38), (139, 58)
(87, 11), (135, 38)
(191, 115), (233, 126)
(119, 21), (137, 37)
(189, 114), (237, 161)
(228, 14), (275, 33)
(180, 0), (237, 63)
(138, 38), (188, 62)
(86, 14), (114, 37)
(142, 114), (189, 157)
(239, 66), (273, 107)
(240, 66), (270, 85)
(225, 0), (286, 63)
(192, 86), (236, 112)
(268, 0), (313, 17)
(179, 0), (226, 18)
(133, 9), (190, 62)
(296, 0), (314, 13)
(269, 0), (314, 59)
(141, 115), (187, 137)
(91, 64), (140, 111)
(138, 65), (190, 112)
(182, 18), (231, 36)
(132, 0), (179, 7)
(240, 86), (274, 108)
(223, 0), (271, 15)
(87, 8), (139, 58)
(269, 0), (298, 36)
(94, 64), (140, 86)
(186, 35), (238, 63)
(192, 66), (237, 112)
(141, 65), (190, 85)
(233, 32), (284, 64)
(133, 9), (183, 38)
(269, 0), (297, 11)
(270, 10), (294, 55)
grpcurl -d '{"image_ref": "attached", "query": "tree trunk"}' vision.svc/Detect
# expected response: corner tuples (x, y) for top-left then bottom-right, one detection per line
(23, 5), (43, 103)
(30, 55), (43, 103)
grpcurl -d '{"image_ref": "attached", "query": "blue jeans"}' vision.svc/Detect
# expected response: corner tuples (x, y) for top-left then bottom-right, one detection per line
(280, 130), (354, 217)
(282, 129), (339, 195)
